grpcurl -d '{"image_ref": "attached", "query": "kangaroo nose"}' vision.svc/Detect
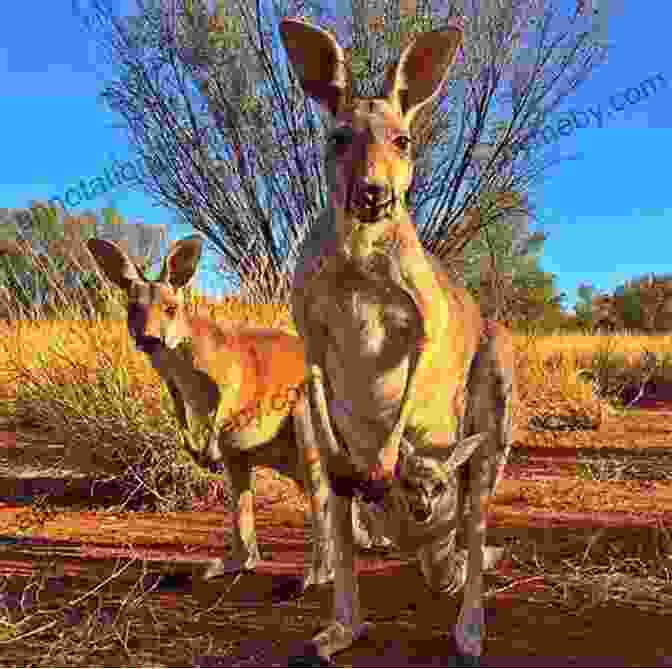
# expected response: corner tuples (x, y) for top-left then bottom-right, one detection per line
(362, 183), (388, 203)
(134, 335), (162, 355)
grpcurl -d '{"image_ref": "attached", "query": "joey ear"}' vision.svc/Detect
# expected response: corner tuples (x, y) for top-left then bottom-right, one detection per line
(382, 27), (462, 125)
(158, 235), (203, 289)
(443, 432), (488, 470)
(412, 432), (488, 471)
(86, 238), (142, 292)
(280, 17), (349, 116)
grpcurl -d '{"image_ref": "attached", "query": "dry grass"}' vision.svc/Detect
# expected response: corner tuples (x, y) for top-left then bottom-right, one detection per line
(185, 293), (296, 334)
(0, 527), (670, 666)
(0, 297), (670, 515)
(490, 524), (672, 614)
(0, 299), (670, 664)
(0, 558), (229, 667)
(513, 331), (672, 437)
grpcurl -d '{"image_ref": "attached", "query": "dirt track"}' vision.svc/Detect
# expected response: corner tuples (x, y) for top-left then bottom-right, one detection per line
(0, 399), (670, 666)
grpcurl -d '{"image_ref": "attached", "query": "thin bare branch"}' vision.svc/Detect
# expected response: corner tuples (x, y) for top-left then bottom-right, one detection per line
(75, 0), (607, 300)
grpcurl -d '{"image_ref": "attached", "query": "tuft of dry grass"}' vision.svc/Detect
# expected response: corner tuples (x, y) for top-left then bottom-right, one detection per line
(490, 524), (672, 614)
(0, 558), (223, 667)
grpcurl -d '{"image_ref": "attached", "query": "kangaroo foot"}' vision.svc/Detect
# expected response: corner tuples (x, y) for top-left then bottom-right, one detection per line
(445, 632), (482, 667)
(451, 605), (484, 665)
(288, 620), (369, 666)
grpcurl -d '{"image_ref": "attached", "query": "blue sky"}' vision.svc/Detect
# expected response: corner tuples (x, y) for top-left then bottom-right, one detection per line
(0, 1), (669, 308)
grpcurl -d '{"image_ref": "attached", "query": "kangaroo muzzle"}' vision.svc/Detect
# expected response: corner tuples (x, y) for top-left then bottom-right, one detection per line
(351, 181), (396, 223)
(133, 334), (162, 356)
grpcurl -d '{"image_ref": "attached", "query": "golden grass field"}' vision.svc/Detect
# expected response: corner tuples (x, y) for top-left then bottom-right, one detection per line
(0, 295), (670, 509)
(1, 297), (670, 432)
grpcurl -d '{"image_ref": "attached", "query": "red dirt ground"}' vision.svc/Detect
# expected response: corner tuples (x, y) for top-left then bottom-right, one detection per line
(0, 393), (670, 666)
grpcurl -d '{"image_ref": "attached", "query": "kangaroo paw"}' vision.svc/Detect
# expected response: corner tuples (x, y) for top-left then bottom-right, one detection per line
(352, 525), (373, 550)
(300, 565), (335, 591)
(371, 535), (394, 550)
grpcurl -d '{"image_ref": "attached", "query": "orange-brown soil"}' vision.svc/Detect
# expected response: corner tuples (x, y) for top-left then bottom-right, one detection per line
(0, 396), (670, 666)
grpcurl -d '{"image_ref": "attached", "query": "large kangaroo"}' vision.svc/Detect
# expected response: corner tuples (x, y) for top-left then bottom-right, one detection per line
(280, 18), (516, 664)
(86, 236), (390, 594)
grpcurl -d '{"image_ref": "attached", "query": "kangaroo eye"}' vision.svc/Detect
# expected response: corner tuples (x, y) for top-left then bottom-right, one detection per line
(394, 136), (412, 151)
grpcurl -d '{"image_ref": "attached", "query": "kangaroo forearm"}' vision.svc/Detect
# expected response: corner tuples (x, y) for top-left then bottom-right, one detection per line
(377, 344), (422, 478)
(306, 361), (375, 497)
(378, 253), (449, 478)
(308, 364), (343, 460)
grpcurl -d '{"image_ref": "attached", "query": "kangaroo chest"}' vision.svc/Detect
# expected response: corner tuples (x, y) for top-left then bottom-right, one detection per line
(333, 282), (417, 356)
(307, 258), (476, 464)
(313, 276), (421, 434)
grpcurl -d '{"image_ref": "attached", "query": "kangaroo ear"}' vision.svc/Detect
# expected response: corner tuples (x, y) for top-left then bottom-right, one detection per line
(412, 432), (488, 471)
(382, 27), (462, 126)
(280, 17), (349, 116)
(159, 235), (203, 289)
(86, 238), (142, 292)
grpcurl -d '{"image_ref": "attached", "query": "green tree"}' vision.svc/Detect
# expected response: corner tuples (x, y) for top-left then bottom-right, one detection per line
(0, 202), (80, 318)
(0, 202), (163, 320)
(616, 286), (643, 331)
(614, 273), (672, 333)
(574, 283), (596, 330)
(453, 188), (563, 327)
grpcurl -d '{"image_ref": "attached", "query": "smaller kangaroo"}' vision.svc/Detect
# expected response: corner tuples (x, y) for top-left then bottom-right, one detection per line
(87, 235), (390, 593)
